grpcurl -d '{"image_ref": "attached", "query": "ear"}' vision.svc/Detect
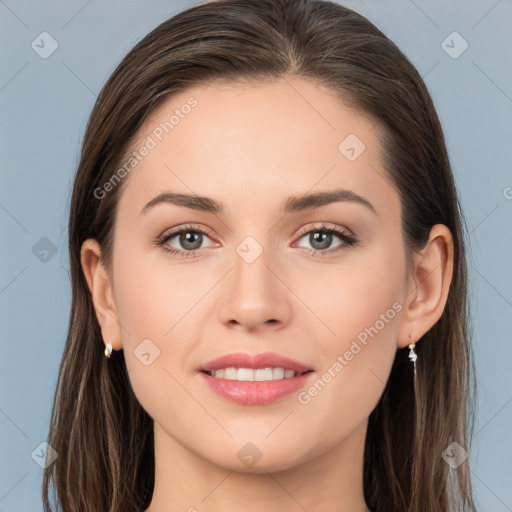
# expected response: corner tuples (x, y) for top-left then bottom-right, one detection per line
(80, 239), (123, 352)
(397, 224), (454, 349)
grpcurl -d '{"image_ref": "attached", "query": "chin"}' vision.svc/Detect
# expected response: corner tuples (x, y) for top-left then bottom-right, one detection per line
(195, 437), (317, 474)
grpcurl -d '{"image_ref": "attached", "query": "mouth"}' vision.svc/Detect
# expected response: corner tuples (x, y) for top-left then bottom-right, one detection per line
(197, 351), (315, 405)
(200, 367), (313, 381)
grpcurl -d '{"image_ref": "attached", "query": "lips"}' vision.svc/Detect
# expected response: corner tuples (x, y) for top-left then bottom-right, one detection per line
(198, 351), (313, 374)
(197, 351), (315, 406)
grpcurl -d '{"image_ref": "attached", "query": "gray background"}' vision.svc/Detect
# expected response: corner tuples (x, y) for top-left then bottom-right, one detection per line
(1, 0), (511, 510)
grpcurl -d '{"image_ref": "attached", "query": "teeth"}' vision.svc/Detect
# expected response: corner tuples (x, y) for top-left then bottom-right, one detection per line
(209, 367), (301, 381)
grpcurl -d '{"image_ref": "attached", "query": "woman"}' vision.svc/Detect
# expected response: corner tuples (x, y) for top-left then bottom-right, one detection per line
(42, 0), (476, 511)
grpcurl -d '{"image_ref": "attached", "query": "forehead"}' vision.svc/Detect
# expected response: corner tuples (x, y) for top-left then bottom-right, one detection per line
(116, 76), (399, 224)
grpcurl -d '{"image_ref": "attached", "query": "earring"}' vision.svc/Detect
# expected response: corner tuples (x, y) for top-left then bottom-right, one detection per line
(408, 334), (417, 380)
(104, 342), (113, 358)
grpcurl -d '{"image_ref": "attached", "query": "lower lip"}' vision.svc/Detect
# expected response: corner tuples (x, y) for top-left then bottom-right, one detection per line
(198, 371), (315, 405)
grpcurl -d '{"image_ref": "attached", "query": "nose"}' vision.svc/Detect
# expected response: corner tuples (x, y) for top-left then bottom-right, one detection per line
(218, 242), (292, 333)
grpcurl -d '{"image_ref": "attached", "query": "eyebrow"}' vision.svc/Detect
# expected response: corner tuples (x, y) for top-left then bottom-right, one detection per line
(140, 188), (377, 216)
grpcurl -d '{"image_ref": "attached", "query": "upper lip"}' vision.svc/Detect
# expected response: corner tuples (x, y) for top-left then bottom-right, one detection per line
(199, 351), (313, 373)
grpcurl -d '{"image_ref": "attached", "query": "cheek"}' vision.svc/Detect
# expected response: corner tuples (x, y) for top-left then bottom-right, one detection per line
(113, 246), (201, 342)
(113, 264), (196, 428)
(307, 247), (404, 419)
(111, 245), (211, 410)
(297, 239), (404, 349)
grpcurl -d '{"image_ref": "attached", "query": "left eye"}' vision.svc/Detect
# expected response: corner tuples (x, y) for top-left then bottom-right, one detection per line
(293, 224), (357, 255)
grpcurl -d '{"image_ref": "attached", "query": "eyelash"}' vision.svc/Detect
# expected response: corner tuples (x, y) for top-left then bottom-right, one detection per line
(155, 222), (358, 258)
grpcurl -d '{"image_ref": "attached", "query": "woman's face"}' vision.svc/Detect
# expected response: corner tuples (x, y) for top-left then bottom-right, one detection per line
(93, 77), (414, 471)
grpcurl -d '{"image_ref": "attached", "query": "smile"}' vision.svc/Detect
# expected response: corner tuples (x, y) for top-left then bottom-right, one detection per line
(203, 367), (309, 381)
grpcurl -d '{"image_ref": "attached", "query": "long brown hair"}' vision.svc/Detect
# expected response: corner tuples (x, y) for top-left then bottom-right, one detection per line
(43, 1), (476, 510)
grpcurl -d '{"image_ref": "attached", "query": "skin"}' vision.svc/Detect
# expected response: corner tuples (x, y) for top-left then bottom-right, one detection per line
(81, 76), (454, 512)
